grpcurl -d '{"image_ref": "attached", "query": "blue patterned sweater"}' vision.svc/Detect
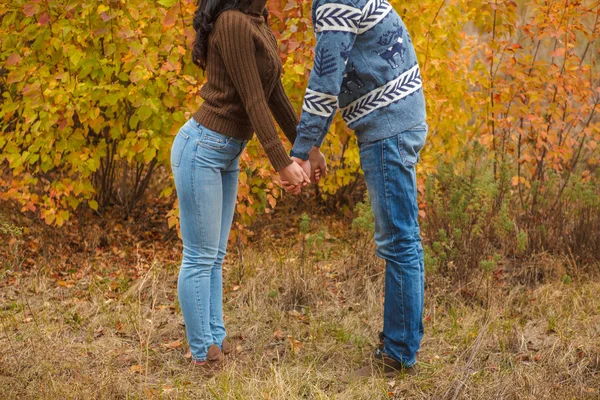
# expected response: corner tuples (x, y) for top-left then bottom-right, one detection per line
(290, 0), (427, 160)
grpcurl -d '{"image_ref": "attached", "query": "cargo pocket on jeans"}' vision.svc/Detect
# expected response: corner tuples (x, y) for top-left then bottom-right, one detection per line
(398, 125), (428, 166)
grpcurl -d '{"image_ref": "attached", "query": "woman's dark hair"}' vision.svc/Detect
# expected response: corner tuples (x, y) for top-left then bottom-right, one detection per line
(192, 0), (268, 70)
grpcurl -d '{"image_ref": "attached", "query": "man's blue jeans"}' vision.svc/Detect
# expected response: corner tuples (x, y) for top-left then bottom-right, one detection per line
(171, 119), (247, 362)
(359, 125), (428, 368)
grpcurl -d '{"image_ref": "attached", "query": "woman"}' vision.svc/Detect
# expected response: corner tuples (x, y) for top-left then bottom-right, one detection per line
(170, 0), (309, 369)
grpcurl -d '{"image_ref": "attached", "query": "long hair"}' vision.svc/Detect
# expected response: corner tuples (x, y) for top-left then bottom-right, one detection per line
(192, 0), (268, 70)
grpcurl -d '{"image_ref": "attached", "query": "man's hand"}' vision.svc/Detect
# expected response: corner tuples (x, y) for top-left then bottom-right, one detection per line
(279, 159), (310, 195)
(308, 146), (327, 182)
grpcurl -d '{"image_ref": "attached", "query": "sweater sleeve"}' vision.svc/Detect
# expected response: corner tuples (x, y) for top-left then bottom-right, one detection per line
(268, 80), (298, 145)
(290, 0), (360, 160)
(215, 12), (292, 171)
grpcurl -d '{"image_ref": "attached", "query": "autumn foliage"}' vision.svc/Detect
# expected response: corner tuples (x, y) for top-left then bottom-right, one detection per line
(1, 1), (599, 260)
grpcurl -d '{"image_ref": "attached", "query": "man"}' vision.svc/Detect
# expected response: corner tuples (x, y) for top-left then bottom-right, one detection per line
(289, 0), (428, 378)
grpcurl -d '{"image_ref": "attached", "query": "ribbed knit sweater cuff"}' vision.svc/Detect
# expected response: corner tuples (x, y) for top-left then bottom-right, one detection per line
(266, 145), (293, 171)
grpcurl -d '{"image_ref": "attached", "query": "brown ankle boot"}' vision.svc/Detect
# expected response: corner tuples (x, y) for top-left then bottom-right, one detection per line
(206, 344), (224, 362)
(222, 338), (232, 355)
(346, 349), (418, 381)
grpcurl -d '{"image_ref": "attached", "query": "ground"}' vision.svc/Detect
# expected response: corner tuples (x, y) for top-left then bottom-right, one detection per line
(1, 219), (599, 399)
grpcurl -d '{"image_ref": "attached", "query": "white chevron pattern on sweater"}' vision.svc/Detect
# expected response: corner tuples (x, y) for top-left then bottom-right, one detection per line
(315, 4), (362, 33)
(358, 0), (393, 34)
(303, 88), (339, 117)
(341, 64), (422, 124)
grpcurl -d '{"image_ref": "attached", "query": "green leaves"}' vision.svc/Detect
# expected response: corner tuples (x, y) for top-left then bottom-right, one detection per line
(1, 0), (199, 224)
(3, 0), (597, 234)
(137, 106), (153, 122)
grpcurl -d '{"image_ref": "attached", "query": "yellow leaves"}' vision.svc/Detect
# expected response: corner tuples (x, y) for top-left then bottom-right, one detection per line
(239, 171), (248, 185)
(143, 148), (156, 164)
(88, 200), (99, 211)
(157, 0), (178, 7)
(2, 0), (596, 231)
(129, 66), (152, 83)
(97, 4), (110, 14)
(293, 64), (306, 76)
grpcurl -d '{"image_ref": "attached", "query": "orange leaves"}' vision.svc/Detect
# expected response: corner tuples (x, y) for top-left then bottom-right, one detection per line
(163, 7), (179, 29)
(6, 53), (22, 66)
(511, 175), (530, 188)
(288, 335), (302, 354)
(550, 48), (566, 58)
(2, 0), (598, 230)
(161, 340), (183, 350)
(129, 364), (143, 373)
(23, 2), (39, 17)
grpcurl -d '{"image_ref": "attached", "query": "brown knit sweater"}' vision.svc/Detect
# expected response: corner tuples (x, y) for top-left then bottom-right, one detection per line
(192, 0), (298, 171)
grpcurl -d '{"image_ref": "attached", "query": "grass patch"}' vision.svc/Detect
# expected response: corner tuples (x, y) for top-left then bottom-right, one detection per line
(1, 237), (599, 399)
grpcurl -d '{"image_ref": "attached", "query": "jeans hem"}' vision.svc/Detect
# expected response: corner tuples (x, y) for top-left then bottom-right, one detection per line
(383, 343), (417, 369)
(404, 358), (417, 368)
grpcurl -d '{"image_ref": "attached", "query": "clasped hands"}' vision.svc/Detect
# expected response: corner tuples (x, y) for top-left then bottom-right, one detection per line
(278, 146), (327, 195)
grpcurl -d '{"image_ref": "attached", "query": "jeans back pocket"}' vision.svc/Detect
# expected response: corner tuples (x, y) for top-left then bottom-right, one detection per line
(171, 131), (189, 168)
(398, 125), (428, 166)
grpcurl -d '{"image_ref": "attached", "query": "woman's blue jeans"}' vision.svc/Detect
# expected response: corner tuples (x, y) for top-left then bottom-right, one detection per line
(359, 125), (428, 368)
(171, 119), (247, 362)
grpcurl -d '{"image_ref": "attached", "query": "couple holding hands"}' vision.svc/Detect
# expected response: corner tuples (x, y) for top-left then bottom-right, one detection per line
(170, 0), (428, 378)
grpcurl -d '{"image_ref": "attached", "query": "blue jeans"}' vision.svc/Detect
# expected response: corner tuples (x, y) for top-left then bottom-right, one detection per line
(171, 119), (247, 362)
(359, 125), (428, 368)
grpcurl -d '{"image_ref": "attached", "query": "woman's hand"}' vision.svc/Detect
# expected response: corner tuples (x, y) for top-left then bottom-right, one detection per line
(279, 160), (310, 195)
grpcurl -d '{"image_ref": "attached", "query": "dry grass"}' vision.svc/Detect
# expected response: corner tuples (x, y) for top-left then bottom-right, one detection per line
(1, 237), (599, 400)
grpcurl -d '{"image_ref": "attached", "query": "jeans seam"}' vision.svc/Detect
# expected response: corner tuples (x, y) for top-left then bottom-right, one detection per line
(209, 288), (217, 341)
(191, 141), (211, 361)
(384, 138), (407, 343)
(198, 141), (229, 151)
(192, 274), (206, 361)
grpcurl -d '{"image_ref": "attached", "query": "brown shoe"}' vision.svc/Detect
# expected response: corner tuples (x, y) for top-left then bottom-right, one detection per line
(222, 338), (232, 355)
(206, 344), (224, 362)
(347, 349), (418, 380)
